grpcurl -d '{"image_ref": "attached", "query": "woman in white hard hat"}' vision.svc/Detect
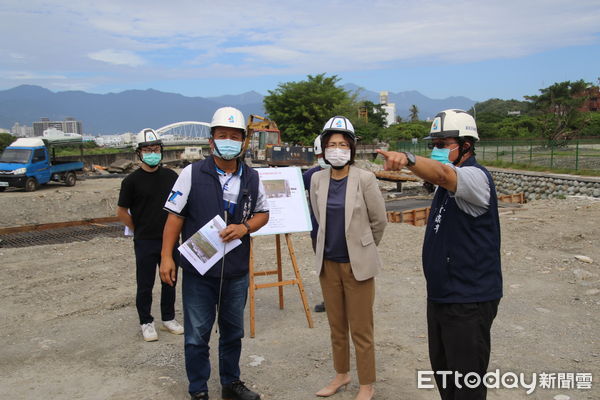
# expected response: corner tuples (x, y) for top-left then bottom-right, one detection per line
(310, 116), (387, 400)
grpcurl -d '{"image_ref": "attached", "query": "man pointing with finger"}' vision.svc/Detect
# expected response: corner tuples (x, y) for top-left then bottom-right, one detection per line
(378, 109), (502, 400)
(160, 107), (269, 400)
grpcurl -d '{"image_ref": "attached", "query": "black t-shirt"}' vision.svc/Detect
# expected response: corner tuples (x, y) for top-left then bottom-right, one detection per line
(117, 166), (178, 240)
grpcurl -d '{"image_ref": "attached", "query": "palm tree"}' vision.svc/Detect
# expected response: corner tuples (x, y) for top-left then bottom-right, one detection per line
(409, 105), (419, 122)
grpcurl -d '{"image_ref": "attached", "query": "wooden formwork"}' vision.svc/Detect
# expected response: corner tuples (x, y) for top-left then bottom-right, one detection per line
(375, 170), (421, 192)
(0, 216), (120, 235)
(498, 192), (525, 204)
(386, 192), (525, 226)
(387, 207), (431, 226)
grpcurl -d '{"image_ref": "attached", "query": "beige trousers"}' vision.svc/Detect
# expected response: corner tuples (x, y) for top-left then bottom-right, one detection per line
(319, 259), (376, 385)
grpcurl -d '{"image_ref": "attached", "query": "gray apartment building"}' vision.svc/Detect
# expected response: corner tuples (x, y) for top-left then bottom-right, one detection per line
(33, 117), (83, 136)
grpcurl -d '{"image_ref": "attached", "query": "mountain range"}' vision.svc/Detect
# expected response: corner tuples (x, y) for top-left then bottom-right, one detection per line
(0, 84), (477, 134)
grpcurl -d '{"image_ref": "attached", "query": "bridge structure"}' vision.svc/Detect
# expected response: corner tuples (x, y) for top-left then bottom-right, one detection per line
(156, 121), (211, 146)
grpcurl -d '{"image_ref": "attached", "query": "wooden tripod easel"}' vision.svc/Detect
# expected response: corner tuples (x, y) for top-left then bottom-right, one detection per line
(248, 233), (314, 337)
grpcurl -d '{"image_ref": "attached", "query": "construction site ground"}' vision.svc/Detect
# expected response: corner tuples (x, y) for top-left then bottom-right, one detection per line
(1, 174), (599, 400)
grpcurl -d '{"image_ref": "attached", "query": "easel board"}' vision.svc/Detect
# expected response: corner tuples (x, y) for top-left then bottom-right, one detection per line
(249, 233), (314, 337)
(252, 167), (312, 236)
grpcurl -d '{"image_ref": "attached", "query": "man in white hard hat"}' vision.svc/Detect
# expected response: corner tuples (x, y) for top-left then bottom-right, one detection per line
(160, 107), (269, 400)
(302, 135), (330, 313)
(377, 109), (502, 400)
(117, 128), (184, 342)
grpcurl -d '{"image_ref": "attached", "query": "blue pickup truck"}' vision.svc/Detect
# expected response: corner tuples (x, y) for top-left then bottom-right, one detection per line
(0, 137), (84, 192)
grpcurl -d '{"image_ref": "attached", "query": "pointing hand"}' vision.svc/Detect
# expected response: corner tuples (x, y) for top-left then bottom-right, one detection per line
(376, 149), (408, 171)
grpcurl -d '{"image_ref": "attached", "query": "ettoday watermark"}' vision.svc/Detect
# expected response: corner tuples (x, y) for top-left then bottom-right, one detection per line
(417, 370), (593, 395)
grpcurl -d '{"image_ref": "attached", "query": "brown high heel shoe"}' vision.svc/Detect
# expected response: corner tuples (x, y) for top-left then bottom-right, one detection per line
(315, 377), (352, 397)
(354, 384), (375, 400)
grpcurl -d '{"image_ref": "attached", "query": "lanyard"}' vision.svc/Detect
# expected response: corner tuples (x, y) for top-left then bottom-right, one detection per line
(222, 173), (235, 192)
(216, 164), (241, 219)
(222, 173), (237, 218)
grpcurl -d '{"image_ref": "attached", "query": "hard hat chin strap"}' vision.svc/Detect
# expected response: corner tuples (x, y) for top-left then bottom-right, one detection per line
(453, 138), (472, 166)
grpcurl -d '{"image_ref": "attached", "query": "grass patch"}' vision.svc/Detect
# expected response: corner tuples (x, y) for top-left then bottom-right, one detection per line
(55, 147), (130, 156)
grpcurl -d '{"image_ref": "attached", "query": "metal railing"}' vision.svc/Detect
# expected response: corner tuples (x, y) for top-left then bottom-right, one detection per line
(393, 137), (600, 172)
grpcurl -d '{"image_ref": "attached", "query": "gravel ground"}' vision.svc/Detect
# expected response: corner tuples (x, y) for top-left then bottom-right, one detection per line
(1, 168), (599, 400)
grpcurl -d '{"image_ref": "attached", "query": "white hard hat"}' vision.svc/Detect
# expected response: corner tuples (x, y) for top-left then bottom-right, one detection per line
(321, 116), (356, 142)
(210, 107), (246, 133)
(425, 109), (479, 141)
(135, 128), (162, 148)
(313, 135), (323, 155)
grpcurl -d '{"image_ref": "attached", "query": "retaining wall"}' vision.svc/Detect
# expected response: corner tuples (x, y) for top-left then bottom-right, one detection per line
(489, 168), (600, 200)
(57, 149), (183, 168)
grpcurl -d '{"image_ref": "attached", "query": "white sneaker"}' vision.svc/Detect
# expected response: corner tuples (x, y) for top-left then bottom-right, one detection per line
(141, 322), (158, 342)
(162, 319), (184, 335)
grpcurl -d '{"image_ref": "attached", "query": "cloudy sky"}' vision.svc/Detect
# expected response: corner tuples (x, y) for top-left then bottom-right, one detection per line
(1, 0), (599, 101)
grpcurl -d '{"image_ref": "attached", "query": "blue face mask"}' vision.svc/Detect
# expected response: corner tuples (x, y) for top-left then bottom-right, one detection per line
(214, 139), (242, 160)
(430, 146), (457, 164)
(317, 157), (331, 169)
(142, 152), (161, 167)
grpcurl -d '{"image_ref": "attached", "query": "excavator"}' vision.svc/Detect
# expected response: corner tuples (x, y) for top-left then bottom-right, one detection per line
(244, 115), (314, 166)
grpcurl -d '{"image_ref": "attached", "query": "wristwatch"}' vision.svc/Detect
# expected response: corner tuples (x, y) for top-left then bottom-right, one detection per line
(402, 151), (416, 167)
(243, 221), (251, 235)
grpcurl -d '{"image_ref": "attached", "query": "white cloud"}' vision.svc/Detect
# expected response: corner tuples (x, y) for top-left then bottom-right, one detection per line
(4, 71), (68, 80)
(88, 49), (145, 67)
(0, 0), (598, 91)
(225, 45), (306, 64)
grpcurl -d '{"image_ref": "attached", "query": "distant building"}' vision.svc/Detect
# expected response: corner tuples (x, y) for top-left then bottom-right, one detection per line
(33, 117), (83, 137)
(11, 122), (34, 137)
(507, 111), (521, 116)
(95, 135), (124, 147)
(379, 91), (397, 127)
(120, 132), (135, 146)
(94, 132), (134, 147)
(42, 127), (82, 139)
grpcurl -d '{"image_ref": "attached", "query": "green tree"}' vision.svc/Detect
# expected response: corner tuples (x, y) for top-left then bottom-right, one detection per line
(0, 132), (15, 153)
(359, 101), (388, 128)
(579, 112), (600, 137)
(263, 73), (354, 144)
(409, 105), (419, 122)
(353, 119), (381, 143)
(525, 80), (592, 142)
(352, 101), (388, 143)
(381, 121), (429, 142)
(495, 116), (540, 138)
(476, 115), (539, 139)
(470, 98), (532, 116)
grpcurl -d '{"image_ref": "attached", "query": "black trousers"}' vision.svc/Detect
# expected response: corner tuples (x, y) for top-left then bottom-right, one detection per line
(427, 299), (500, 400)
(134, 239), (179, 325)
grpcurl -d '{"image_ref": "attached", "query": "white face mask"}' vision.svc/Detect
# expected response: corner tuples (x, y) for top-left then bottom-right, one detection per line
(317, 157), (331, 169)
(324, 148), (351, 168)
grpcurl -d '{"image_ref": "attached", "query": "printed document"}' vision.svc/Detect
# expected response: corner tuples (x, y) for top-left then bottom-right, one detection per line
(178, 215), (241, 275)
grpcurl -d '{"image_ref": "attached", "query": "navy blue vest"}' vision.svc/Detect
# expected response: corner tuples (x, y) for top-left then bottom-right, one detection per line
(181, 156), (260, 279)
(422, 157), (503, 303)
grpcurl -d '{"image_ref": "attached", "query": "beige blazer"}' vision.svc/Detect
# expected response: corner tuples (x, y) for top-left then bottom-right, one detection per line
(310, 165), (387, 281)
